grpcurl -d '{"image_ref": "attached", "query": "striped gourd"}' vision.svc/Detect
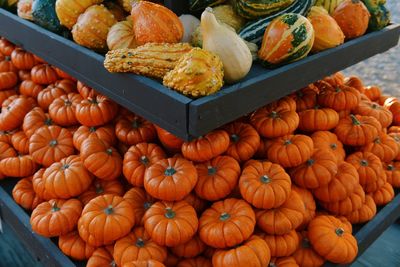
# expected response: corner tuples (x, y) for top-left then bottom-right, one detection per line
(189, 0), (226, 11)
(258, 13), (315, 67)
(239, 0), (314, 45)
(314, 0), (344, 14)
(233, 0), (295, 20)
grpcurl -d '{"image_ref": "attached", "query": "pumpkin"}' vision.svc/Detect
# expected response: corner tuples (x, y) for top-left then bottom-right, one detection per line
(354, 101), (393, 129)
(115, 114), (156, 145)
(223, 122), (260, 162)
(195, 155), (240, 201)
(77, 81), (97, 99)
(107, 19), (138, 50)
(0, 155), (38, 177)
(0, 55), (18, 73)
(258, 230), (299, 257)
(124, 187), (155, 226)
(29, 125), (74, 167)
(12, 177), (43, 210)
(53, 67), (75, 81)
(75, 95), (118, 127)
(313, 162), (359, 202)
(31, 168), (52, 200)
(144, 157), (198, 201)
(73, 124), (116, 150)
(72, 5), (117, 51)
(332, 0), (370, 39)
(250, 105), (299, 138)
(307, 6), (345, 52)
(22, 107), (52, 138)
(122, 260), (166, 267)
(80, 138), (122, 180)
(321, 184), (365, 215)
(290, 149), (338, 189)
(298, 106), (339, 132)
(346, 151), (385, 193)
(269, 257), (299, 267)
(0, 141), (17, 160)
(113, 226), (167, 266)
(78, 194), (135, 246)
(11, 131), (30, 154)
(177, 257), (212, 267)
(171, 235), (206, 258)
(54, 78), (77, 93)
(42, 155), (93, 199)
(10, 48), (37, 70)
(0, 71), (18, 90)
(181, 130), (229, 162)
(322, 72), (345, 87)
(316, 81), (361, 111)
(143, 200), (198, 247)
(199, 198), (255, 248)
(19, 80), (43, 98)
(55, 0), (103, 29)
(154, 125), (184, 153)
(258, 13), (314, 67)
(0, 38), (15, 56)
(31, 64), (58, 85)
(292, 85), (318, 112)
(292, 186), (316, 229)
(37, 84), (67, 111)
(384, 162), (400, 188)
(59, 231), (96, 260)
(267, 134), (314, 168)
(371, 182), (394, 206)
(308, 215), (357, 264)
(292, 231), (325, 267)
(212, 236), (271, 267)
(361, 133), (399, 163)
(0, 129), (16, 144)
(79, 179), (124, 205)
(183, 192), (208, 215)
(256, 190), (305, 235)
(0, 89), (17, 106)
(30, 199), (82, 237)
(254, 138), (271, 159)
(18, 70), (31, 80)
(311, 131), (346, 162)
(344, 75), (365, 93)
(335, 114), (381, 146)
(364, 85), (382, 101)
(87, 246), (115, 267)
(48, 93), (83, 126)
(239, 160), (291, 209)
(131, 1), (183, 46)
(346, 195), (377, 224)
(384, 97), (400, 126)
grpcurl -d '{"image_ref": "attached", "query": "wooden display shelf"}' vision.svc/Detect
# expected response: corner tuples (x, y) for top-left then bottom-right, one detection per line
(0, 9), (399, 139)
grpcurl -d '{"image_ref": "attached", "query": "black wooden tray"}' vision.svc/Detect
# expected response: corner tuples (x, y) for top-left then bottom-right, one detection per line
(0, 9), (399, 139)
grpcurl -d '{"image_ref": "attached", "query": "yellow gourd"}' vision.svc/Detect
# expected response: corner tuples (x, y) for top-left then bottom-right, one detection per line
(201, 7), (252, 84)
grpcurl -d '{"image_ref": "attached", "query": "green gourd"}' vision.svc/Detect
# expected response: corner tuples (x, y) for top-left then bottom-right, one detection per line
(189, 0), (226, 12)
(233, 0), (296, 20)
(361, 0), (390, 31)
(32, 0), (68, 35)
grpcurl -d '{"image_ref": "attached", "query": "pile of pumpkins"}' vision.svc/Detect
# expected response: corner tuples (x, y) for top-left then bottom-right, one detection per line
(1, 36), (400, 267)
(1, 0), (391, 97)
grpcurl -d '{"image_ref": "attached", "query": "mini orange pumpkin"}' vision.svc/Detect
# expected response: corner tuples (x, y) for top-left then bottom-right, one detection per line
(384, 162), (400, 188)
(87, 246), (115, 267)
(75, 95), (118, 127)
(0, 95), (36, 131)
(0, 72), (18, 90)
(317, 81), (361, 111)
(58, 231), (96, 260)
(37, 84), (67, 111)
(10, 48), (38, 70)
(12, 176), (43, 210)
(11, 130), (30, 154)
(335, 114), (381, 146)
(73, 124), (116, 150)
(345, 195), (377, 224)
(258, 230), (300, 257)
(364, 86), (382, 101)
(371, 182), (394, 206)
(361, 133), (399, 163)
(0, 154), (38, 178)
(353, 101), (393, 129)
(19, 80), (43, 98)
(79, 179), (124, 205)
(154, 125), (184, 153)
(48, 93), (83, 126)
(22, 107), (53, 138)
(116, 114), (157, 145)
(292, 186), (316, 230)
(176, 257), (212, 267)
(292, 231), (325, 267)
(31, 64), (59, 85)
(171, 235), (206, 259)
(124, 187), (155, 226)
(298, 106), (339, 132)
(321, 184), (365, 215)
(292, 85), (319, 112)
(311, 131), (346, 162)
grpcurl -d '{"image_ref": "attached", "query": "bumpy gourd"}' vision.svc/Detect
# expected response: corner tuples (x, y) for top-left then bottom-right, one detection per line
(104, 43), (193, 79)
(233, 0), (295, 19)
(307, 6), (345, 52)
(17, 0), (33, 20)
(107, 19), (138, 50)
(201, 8), (252, 84)
(55, 0), (103, 29)
(72, 5), (117, 52)
(163, 48), (224, 98)
(314, 0), (344, 14)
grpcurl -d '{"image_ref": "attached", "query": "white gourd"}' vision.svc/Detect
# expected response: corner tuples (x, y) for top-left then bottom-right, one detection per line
(179, 14), (201, 43)
(201, 7), (252, 84)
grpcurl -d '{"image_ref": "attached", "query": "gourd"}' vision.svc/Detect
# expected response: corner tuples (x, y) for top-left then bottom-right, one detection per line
(55, 0), (103, 29)
(258, 13), (315, 68)
(32, 0), (68, 35)
(233, 0), (296, 20)
(307, 6), (345, 52)
(189, 0), (226, 11)
(163, 48), (224, 97)
(239, 0), (314, 45)
(104, 43), (193, 79)
(314, 0), (344, 14)
(180, 15), (201, 43)
(213, 5), (247, 32)
(0, 0), (18, 11)
(201, 8), (252, 84)
(107, 19), (138, 50)
(361, 0), (390, 31)
(17, 0), (33, 20)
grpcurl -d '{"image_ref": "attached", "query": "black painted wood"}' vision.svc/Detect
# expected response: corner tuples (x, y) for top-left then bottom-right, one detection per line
(164, 0), (189, 15)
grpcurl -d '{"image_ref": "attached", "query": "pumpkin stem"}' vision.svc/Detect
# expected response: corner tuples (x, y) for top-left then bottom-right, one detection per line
(350, 114), (361, 126)
(260, 175), (271, 184)
(89, 126), (97, 133)
(61, 163), (70, 170)
(335, 227), (345, 236)
(387, 164), (395, 171)
(230, 134), (240, 143)
(94, 182), (104, 194)
(165, 208), (176, 219)
(284, 139), (292, 146)
(371, 103), (379, 109)
(330, 143), (337, 150)
(335, 87), (342, 93)
(5, 56), (10, 61)
(143, 201), (152, 210)
(104, 205), (114, 215)
(135, 238), (145, 247)
(208, 166), (217, 175)
(374, 137), (381, 144)
(132, 119), (141, 129)
(64, 100), (72, 106)
(106, 148), (113, 155)
(269, 262), (277, 267)
(269, 111), (280, 119)
(307, 158), (315, 166)
(51, 201), (60, 212)
(49, 139), (58, 147)
(44, 118), (53, 126)
(220, 212), (231, 221)
(89, 98), (98, 105)
(360, 159), (369, 166)
(302, 237), (311, 248)
(314, 105), (320, 110)
(110, 261), (116, 267)
(164, 167), (177, 176)
(140, 155), (149, 165)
